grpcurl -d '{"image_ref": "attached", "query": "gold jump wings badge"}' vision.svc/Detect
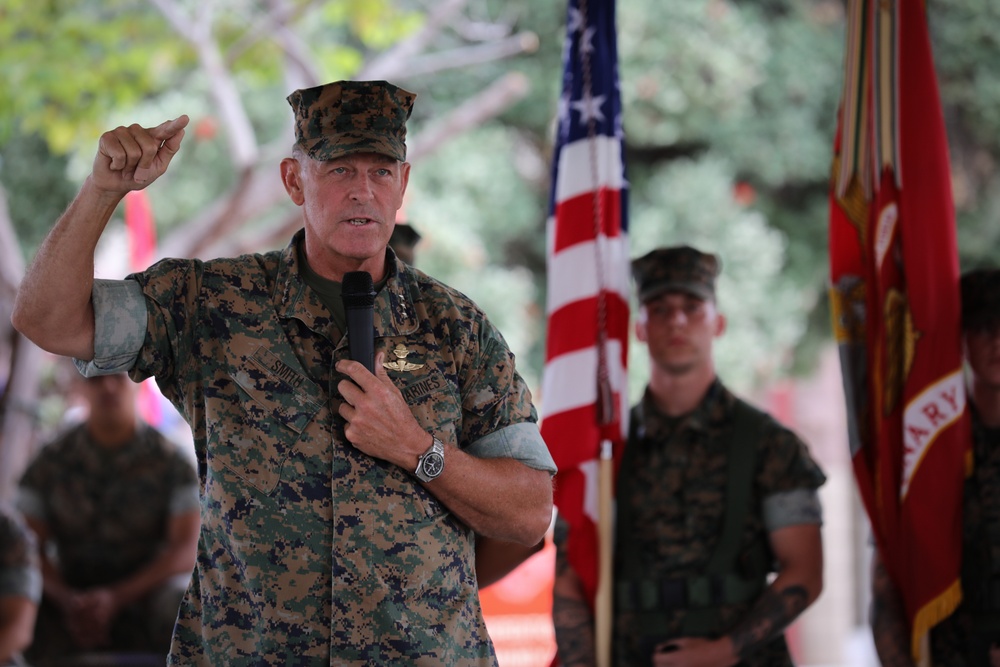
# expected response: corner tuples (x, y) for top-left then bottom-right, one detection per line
(383, 344), (425, 372)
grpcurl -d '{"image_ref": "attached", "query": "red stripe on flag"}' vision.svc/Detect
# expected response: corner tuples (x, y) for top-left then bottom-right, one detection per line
(545, 295), (630, 361)
(552, 189), (623, 253)
(543, 405), (602, 469)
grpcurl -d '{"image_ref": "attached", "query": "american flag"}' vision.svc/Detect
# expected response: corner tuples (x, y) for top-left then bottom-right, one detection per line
(541, 0), (629, 607)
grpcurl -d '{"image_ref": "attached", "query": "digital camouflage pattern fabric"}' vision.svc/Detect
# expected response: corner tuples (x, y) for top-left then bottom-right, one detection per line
(108, 231), (550, 666)
(17, 424), (198, 588)
(287, 80), (416, 162)
(631, 245), (721, 303)
(927, 407), (1000, 664)
(612, 380), (826, 667)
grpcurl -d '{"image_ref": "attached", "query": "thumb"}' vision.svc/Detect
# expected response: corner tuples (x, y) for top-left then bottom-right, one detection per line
(374, 351), (388, 379)
(375, 351), (401, 389)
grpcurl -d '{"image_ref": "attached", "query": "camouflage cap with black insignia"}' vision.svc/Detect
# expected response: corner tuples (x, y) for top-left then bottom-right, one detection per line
(631, 245), (721, 303)
(961, 267), (1000, 332)
(287, 80), (416, 162)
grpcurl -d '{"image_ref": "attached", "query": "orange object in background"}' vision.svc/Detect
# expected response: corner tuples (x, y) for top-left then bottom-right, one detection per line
(481, 540), (557, 667)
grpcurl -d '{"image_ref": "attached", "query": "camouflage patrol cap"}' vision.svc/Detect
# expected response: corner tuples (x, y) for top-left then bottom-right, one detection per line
(287, 80), (416, 161)
(961, 268), (1000, 331)
(631, 245), (721, 303)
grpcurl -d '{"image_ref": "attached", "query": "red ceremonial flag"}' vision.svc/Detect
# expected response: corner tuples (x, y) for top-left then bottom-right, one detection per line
(828, 1), (971, 660)
(541, 0), (629, 610)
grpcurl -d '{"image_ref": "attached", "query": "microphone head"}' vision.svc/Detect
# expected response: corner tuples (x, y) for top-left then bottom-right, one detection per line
(342, 271), (376, 308)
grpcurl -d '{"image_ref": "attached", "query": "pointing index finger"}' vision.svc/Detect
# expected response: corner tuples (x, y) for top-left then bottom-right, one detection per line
(150, 115), (190, 142)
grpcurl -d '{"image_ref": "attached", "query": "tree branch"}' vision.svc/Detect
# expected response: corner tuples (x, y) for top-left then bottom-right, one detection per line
(394, 32), (538, 79)
(408, 72), (531, 162)
(359, 0), (469, 80)
(228, 0), (324, 89)
(147, 0), (260, 168)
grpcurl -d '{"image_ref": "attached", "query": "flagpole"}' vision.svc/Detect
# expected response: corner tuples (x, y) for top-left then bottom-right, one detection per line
(917, 635), (929, 667)
(595, 439), (614, 667)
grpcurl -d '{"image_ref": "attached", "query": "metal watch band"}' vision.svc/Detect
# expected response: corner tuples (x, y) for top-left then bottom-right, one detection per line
(415, 436), (445, 482)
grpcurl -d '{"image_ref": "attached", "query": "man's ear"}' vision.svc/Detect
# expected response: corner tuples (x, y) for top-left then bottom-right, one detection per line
(714, 311), (727, 338)
(280, 157), (305, 206)
(635, 309), (648, 343)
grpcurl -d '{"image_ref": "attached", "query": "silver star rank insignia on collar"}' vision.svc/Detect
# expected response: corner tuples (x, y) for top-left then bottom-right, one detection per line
(383, 343), (425, 372)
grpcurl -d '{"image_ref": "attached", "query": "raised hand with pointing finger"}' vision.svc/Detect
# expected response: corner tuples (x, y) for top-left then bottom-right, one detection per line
(92, 115), (189, 192)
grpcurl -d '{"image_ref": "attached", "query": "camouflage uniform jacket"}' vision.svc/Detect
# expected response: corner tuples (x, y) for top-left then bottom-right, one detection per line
(613, 380), (826, 667)
(929, 405), (1000, 666)
(82, 231), (553, 665)
(16, 423), (199, 588)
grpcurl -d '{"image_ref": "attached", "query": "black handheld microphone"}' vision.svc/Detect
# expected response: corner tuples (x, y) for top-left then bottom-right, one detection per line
(341, 271), (376, 374)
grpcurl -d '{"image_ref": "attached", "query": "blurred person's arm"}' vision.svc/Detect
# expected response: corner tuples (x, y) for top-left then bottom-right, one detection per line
(870, 549), (916, 667)
(725, 523), (824, 663)
(652, 523), (824, 667)
(22, 515), (101, 647)
(0, 512), (40, 664)
(475, 535), (544, 589)
(80, 507), (200, 628)
(552, 515), (595, 667)
(0, 593), (37, 663)
(22, 517), (76, 616)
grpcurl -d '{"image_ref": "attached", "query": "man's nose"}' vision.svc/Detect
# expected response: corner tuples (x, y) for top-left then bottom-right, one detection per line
(665, 307), (688, 325)
(349, 173), (374, 201)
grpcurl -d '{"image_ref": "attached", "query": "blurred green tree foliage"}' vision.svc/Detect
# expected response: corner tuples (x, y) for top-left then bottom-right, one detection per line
(2, 0), (998, 405)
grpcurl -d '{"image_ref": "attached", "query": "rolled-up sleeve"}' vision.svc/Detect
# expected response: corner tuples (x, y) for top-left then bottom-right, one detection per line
(74, 279), (147, 377)
(762, 488), (824, 531)
(466, 422), (557, 474)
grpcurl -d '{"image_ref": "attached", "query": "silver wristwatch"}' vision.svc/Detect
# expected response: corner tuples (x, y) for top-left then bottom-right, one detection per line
(415, 436), (445, 482)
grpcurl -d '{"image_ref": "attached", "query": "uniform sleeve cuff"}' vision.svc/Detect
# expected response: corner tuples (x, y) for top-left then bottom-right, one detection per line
(74, 279), (147, 376)
(465, 422), (558, 474)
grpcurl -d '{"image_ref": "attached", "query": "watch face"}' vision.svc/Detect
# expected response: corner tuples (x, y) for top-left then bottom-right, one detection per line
(421, 452), (445, 478)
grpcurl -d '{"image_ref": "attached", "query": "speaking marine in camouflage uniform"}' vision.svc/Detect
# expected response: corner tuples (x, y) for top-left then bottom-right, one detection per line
(871, 268), (1000, 667)
(553, 245), (826, 667)
(11, 80), (556, 666)
(0, 504), (40, 667)
(16, 370), (200, 663)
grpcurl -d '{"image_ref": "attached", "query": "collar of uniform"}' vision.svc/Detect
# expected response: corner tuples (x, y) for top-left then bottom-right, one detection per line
(275, 231), (419, 336)
(275, 230), (337, 334)
(374, 247), (420, 337)
(637, 377), (736, 441)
